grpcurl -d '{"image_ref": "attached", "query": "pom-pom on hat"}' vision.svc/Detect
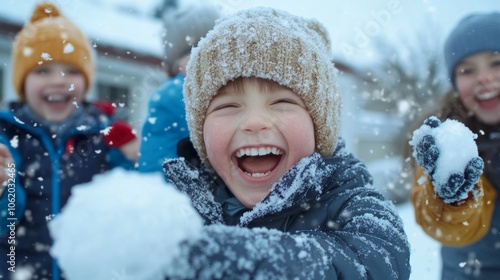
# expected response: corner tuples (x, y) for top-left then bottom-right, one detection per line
(12, 2), (94, 101)
(183, 7), (341, 167)
(444, 12), (500, 87)
(162, 4), (220, 77)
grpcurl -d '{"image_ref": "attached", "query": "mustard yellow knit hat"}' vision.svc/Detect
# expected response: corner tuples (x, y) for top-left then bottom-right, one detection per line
(183, 7), (341, 166)
(12, 2), (94, 101)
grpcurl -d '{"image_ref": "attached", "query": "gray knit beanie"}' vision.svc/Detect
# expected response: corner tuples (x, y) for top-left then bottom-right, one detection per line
(444, 12), (500, 86)
(163, 4), (220, 77)
(184, 7), (341, 166)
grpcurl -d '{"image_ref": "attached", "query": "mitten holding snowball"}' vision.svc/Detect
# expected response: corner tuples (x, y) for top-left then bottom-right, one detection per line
(410, 116), (484, 204)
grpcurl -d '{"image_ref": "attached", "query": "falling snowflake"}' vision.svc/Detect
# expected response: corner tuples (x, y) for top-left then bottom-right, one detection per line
(63, 43), (74, 54)
(148, 117), (157, 125)
(76, 125), (89, 131)
(41, 53), (53, 61)
(10, 135), (19, 148)
(23, 47), (33, 57)
(101, 127), (111, 135)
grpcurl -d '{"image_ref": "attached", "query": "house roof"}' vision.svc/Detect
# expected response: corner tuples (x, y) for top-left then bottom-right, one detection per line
(0, 0), (164, 65)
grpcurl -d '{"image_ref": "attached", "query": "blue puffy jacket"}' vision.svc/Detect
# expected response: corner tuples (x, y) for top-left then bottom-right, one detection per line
(0, 103), (133, 280)
(138, 75), (190, 173)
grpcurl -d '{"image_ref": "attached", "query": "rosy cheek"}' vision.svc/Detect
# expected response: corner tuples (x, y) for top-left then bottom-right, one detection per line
(203, 120), (228, 158)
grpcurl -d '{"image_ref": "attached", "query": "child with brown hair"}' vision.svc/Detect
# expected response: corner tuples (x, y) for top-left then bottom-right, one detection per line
(410, 11), (500, 279)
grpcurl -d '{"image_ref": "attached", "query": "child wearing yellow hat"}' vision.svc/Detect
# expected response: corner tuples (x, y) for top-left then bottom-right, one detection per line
(0, 2), (137, 279)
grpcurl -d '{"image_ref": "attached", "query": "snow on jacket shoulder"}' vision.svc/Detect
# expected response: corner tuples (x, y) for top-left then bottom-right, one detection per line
(411, 164), (496, 246)
(164, 138), (411, 280)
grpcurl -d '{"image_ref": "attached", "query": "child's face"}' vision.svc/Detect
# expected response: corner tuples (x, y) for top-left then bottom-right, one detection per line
(203, 78), (315, 208)
(24, 62), (86, 123)
(455, 51), (500, 125)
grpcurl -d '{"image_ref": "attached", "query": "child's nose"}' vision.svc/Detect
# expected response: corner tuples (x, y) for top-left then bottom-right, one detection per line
(50, 71), (68, 84)
(240, 108), (273, 132)
(477, 67), (493, 85)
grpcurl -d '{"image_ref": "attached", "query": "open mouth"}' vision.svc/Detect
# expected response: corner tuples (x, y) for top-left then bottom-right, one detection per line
(475, 90), (500, 110)
(235, 147), (283, 178)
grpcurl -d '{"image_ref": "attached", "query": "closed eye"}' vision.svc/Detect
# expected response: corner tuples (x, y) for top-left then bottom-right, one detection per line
(33, 66), (50, 75)
(271, 98), (307, 110)
(65, 67), (82, 75)
(456, 66), (474, 76)
(491, 59), (500, 68)
(273, 99), (299, 105)
(207, 103), (240, 114)
(210, 103), (240, 112)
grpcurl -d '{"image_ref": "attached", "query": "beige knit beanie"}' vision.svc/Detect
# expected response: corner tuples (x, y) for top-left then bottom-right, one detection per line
(184, 7), (341, 166)
(12, 2), (94, 101)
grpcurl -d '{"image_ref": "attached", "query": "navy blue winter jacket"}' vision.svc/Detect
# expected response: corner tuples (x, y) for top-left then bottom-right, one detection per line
(0, 103), (133, 280)
(163, 138), (411, 279)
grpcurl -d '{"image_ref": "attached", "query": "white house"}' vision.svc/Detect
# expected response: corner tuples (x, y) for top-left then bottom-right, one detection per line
(0, 0), (166, 129)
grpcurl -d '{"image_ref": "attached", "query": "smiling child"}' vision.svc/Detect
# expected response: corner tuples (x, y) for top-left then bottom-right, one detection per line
(161, 7), (411, 279)
(0, 2), (136, 279)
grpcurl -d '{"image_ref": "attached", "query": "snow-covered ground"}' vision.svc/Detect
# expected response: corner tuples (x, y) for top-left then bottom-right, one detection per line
(397, 201), (441, 280)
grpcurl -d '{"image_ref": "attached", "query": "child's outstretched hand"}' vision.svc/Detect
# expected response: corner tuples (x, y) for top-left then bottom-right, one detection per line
(410, 116), (484, 204)
(0, 144), (13, 192)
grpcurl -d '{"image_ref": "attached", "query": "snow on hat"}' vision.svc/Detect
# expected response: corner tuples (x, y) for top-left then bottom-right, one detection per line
(11, 2), (94, 101)
(183, 7), (341, 166)
(444, 12), (500, 87)
(162, 4), (220, 77)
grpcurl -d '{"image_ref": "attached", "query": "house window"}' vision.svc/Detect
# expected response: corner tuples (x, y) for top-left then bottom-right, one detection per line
(96, 82), (130, 105)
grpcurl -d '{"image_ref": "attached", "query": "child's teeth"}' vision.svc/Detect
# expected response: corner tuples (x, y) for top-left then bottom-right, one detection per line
(244, 171), (271, 177)
(477, 92), (497, 100)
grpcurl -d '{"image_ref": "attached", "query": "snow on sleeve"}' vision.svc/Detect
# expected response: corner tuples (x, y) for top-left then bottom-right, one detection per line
(410, 118), (479, 186)
(49, 168), (203, 280)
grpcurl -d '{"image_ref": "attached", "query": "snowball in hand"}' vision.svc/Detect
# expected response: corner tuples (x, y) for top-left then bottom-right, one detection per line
(411, 118), (478, 183)
(49, 169), (203, 280)
(410, 117), (483, 202)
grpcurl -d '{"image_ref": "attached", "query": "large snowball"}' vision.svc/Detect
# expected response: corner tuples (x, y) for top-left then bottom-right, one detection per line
(49, 169), (203, 280)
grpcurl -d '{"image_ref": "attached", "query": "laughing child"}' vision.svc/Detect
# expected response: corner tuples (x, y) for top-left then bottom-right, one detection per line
(160, 7), (411, 279)
(0, 2), (136, 279)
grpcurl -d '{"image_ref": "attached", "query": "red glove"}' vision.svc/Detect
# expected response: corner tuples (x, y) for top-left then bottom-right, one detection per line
(94, 101), (116, 116)
(104, 120), (136, 148)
